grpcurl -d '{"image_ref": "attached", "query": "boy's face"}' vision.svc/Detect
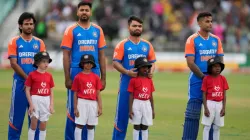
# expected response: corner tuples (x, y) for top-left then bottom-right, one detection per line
(83, 62), (93, 70)
(37, 59), (50, 70)
(138, 66), (149, 76)
(211, 63), (221, 75)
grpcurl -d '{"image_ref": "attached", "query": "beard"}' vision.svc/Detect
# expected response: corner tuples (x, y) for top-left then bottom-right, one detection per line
(130, 30), (142, 36)
(79, 15), (89, 22)
(22, 29), (33, 35)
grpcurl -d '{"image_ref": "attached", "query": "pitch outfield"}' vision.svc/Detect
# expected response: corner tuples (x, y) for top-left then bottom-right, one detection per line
(0, 69), (249, 140)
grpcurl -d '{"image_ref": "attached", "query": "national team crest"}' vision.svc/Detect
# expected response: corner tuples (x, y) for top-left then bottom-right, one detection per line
(33, 44), (38, 50)
(93, 32), (97, 37)
(142, 46), (147, 52)
(212, 40), (217, 47)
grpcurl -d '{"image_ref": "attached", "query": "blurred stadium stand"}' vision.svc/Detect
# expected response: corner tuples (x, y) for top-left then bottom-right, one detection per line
(0, 0), (250, 71)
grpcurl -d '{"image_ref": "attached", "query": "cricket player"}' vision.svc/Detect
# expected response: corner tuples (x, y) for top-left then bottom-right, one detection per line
(182, 12), (224, 140)
(61, 1), (107, 140)
(112, 15), (156, 140)
(8, 12), (46, 140)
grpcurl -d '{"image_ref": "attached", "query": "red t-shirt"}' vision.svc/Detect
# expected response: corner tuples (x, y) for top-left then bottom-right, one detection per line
(128, 77), (155, 100)
(71, 72), (102, 100)
(25, 71), (54, 96)
(202, 75), (229, 101)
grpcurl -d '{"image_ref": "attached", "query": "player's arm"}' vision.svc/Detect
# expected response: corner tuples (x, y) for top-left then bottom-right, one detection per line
(98, 49), (106, 91)
(216, 37), (224, 63)
(186, 56), (205, 79)
(113, 61), (136, 77)
(8, 38), (28, 79)
(129, 92), (134, 119)
(185, 35), (205, 79)
(147, 42), (156, 78)
(9, 58), (28, 79)
(63, 49), (72, 89)
(61, 26), (74, 89)
(96, 90), (102, 117)
(49, 88), (55, 114)
(150, 93), (155, 119)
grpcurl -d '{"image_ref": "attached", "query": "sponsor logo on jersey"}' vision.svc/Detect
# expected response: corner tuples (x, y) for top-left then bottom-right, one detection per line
(78, 40), (98, 45)
(83, 82), (95, 94)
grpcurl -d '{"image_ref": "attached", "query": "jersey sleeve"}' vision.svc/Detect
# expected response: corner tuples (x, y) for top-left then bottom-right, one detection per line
(216, 38), (224, 56)
(39, 39), (46, 52)
(127, 79), (135, 93)
(71, 76), (79, 92)
(50, 74), (55, 88)
(148, 43), (156, 63)
(98, 27), (107, 50)
(25, 73), (32, 87)
(201, 76), (208, 92)
(96, 75), (103, 90)
(60, 25), (74, 50)
(113, 40), (125, 62)
(8, 37), (18, 58)
(185, 35), (195, 57)
(222, 76), (229, 90)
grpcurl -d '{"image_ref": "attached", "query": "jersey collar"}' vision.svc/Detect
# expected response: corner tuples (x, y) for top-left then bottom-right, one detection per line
(197, 32), (210, 40)
(77, 22), (91, 30)
(128, 37), (141, 45)
(20, 35), (33, 42)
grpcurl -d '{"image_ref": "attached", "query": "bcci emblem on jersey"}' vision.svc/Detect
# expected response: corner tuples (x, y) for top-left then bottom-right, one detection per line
(142, 46), (147, 52)
(33, 44), (39, 50)
(212, 40), (217, 47)
(92, 32), (97, 38)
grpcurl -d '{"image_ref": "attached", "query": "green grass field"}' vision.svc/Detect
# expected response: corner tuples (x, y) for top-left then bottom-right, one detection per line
(0, 69), (249, 140)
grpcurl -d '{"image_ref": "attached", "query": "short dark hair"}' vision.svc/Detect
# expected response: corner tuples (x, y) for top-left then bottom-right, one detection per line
(128, 15), (143, 25)
(197, 12), (212, 21)
(78, 1), (92, 9)
(18, 12), (36, 33)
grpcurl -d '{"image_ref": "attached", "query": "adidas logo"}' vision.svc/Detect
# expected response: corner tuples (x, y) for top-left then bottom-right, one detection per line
(128, 47), (132, 50)
(19, 45), (23, 48)
(77, 33), (81, 36)
(199, 43), (203, 46)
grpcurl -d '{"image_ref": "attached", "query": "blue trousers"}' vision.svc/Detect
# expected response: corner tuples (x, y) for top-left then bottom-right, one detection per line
(8, 78), (40, 140)
(182, 99), (213, 140)
(65, 68), (100, 140)
(112, 88), (142, 140)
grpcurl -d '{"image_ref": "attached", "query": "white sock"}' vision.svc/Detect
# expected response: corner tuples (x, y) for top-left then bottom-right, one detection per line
(213, 125), (220, 140)
(74, 127), (82, 140)
(142, 129), (149, 140)
(28, 129), (35, 140)
(87, 129), (95, 140)
(133, 129), (139, 140)
(203, 125), (211, 140)
(39, 130), (46, 140)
